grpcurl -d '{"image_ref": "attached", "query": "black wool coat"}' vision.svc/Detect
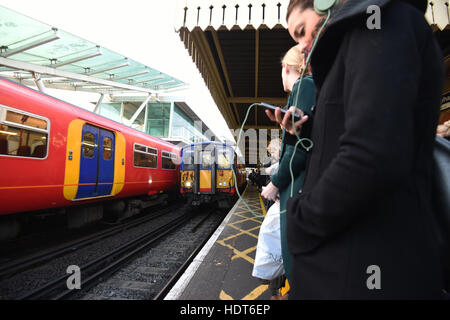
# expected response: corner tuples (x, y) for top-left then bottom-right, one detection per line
(286, 0), (445, 299)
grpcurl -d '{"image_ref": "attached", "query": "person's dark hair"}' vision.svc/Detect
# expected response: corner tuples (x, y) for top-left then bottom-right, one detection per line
(286, 0), (314, 21)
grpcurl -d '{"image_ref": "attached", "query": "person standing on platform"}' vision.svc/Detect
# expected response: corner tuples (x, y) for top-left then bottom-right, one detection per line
(266, 0), (445, 299)
(262, 46), (315, 290)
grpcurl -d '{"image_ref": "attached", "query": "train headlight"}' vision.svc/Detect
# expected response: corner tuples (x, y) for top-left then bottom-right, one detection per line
(185, 181), (192, 188)
(148, 178), (152, 184)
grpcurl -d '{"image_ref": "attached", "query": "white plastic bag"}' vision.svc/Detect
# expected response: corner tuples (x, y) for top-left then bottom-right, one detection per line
(252, 201), (284, 280)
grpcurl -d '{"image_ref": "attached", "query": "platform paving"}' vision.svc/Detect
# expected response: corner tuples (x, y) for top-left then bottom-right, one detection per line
(165, 185), (283, 300)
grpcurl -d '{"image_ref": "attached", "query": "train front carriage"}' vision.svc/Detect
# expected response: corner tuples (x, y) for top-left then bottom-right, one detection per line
(180, 142), (246, 208)
(0, 77), (180, 240)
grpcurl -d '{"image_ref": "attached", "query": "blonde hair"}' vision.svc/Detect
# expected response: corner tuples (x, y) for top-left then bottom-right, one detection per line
(268, 138), (282, 160)
(282, 45), (310, 76)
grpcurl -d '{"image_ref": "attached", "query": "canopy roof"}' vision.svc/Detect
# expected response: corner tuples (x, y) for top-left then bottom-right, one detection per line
(0, 5), (186, 95)
(174, 0), (449, 163)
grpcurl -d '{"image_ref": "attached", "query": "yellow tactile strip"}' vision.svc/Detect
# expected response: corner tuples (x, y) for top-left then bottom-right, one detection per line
(216, 185), (270, 300)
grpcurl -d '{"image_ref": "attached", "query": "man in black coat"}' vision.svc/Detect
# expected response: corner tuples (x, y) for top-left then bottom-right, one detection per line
(268, 0), (445, 299)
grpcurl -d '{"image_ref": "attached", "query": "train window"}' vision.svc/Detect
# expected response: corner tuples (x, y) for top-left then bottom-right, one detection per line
(201, 152), (212, 169)
(162, 151), (176, 170)
(103, 137), (113, 160)
(217, 149), (232, 169)
(0, 105), (49, 159)
(133, 143), (157, 168)
(135, 144), (146, 152)
(5, 110), (48, 130)
(82, 132), (96, 158)
(182, 150), (194, 170)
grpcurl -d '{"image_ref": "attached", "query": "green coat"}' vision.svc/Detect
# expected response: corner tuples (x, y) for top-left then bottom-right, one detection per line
(270, 75), (315, 280)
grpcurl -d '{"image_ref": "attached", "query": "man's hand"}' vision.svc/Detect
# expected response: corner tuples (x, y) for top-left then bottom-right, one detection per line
(261, 182), (279, 202)
(265, 106), (308, 136)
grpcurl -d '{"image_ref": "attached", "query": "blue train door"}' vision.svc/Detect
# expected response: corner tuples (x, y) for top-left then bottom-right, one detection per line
(97, 129), (115, 196)
(76, 124), (115, 199)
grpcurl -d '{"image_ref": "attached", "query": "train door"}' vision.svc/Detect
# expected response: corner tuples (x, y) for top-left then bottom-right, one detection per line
(76, 124), (115, 199)
(195, 148), (216, 193)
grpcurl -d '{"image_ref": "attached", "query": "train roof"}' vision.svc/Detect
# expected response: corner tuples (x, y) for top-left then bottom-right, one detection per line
(0, 76), (179, 151)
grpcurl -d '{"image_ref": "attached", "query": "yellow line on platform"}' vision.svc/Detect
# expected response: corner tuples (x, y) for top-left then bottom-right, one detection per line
(242, 284), (269, 300)
(258, 193), (267, 216)
(216, 239), (255, 264)
(219, 290), (234, 300)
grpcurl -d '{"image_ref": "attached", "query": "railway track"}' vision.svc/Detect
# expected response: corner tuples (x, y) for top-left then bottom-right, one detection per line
(0, 201), (230, 300)
(153, 209), (221, 300)
(18, 213), (190, 300)
(0, 203), (181, 281)
(76, 207), (227, 300)
(0, 202), (190, 300)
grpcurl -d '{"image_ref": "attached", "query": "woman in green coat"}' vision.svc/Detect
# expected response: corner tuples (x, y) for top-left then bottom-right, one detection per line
(262, 45), (315, 282)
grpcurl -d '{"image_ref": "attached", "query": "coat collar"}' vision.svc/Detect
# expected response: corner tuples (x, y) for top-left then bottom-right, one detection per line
(309, 0), (427, 87)
(328, 0), (426, 28)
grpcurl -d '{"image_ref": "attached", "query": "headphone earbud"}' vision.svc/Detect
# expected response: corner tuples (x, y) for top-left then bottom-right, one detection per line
(314, 0), (338, 15)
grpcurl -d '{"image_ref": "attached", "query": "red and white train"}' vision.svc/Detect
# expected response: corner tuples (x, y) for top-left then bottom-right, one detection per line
(0, 77), (180, 239)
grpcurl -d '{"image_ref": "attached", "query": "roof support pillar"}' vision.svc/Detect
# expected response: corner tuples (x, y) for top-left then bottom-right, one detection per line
(32, 72), (46, 93)
(120, 102), (125, 124)
(144, 100), (149, 134)
(93, 93), (104, 114)
(168, 101), (175, 138)
(129, 94), (152, 125)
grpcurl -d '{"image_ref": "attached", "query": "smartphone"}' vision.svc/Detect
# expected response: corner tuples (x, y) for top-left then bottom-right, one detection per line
(260, 103), (302, 119)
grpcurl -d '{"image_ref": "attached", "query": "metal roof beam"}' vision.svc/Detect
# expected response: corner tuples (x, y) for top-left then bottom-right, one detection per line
(149, 79), (175, 87)
(52, 48), (102, 68)
(134, 75), (164, 84)
(112, 69), (150, 81)
(0, 57), (155, 94)
(1, 29), (60, 58)
(87, 61), (130, 75)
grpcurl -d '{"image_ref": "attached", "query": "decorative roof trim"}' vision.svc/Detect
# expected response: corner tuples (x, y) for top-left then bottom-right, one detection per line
(175, 0), (449, 32)
(175, 0), (288, 31)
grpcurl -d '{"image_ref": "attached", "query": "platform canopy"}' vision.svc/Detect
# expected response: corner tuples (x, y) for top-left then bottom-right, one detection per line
(0, 5), (187, 96)
(175, 0), (298, 133)
(174, 0), (449, 163)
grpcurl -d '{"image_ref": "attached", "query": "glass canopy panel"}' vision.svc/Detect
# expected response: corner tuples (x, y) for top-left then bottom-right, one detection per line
(0, 7), (51, 48)
(0, 5), (186, 92)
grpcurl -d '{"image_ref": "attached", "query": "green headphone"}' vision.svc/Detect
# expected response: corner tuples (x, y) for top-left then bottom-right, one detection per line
(314, 0), (338, 15)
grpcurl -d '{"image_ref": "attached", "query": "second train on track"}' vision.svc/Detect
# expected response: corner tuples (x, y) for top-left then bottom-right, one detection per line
(179, 141), (246, 208)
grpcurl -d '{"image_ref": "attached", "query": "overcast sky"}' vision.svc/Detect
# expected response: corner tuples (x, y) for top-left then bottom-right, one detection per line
(0, 0), (236, 142)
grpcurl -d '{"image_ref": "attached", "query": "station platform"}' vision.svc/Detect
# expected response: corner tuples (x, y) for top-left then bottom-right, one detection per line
(165, 184), (287, 300)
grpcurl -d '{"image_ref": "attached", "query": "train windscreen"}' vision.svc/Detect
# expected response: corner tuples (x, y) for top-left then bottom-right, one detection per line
(217, 148), (232, 169)
(182, 149), (194, 170)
